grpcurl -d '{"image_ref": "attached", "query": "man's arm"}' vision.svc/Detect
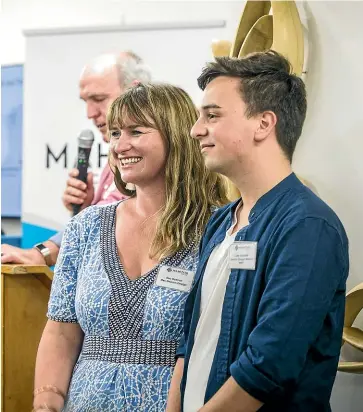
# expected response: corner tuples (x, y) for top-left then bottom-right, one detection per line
(199, 377), (262, 412)
(199, 217), (348, 410)
(1, 239), (60, 266)
(1, 166), (96, 266)
(48, 231), (63, 248)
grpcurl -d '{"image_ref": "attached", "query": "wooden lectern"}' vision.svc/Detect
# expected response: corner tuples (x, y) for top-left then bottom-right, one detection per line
(1, 264), (53, 411)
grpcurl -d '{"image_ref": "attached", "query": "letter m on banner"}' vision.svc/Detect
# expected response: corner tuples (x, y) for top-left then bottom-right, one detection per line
(46, 144), (67, 168)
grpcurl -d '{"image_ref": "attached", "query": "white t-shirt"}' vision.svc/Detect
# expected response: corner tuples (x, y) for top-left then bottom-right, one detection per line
(183, 206), (241, 411)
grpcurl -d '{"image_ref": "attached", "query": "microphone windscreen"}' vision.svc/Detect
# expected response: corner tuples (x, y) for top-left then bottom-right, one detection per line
(78, 129), (95, 149)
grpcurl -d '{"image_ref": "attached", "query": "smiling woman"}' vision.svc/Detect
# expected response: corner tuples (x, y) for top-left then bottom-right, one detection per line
(107, 83), (229, 259)
(108, 118), (167, 205)
(34, 82), (230, 412)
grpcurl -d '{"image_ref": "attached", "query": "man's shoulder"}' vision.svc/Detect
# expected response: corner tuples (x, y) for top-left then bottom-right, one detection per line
(277, 186), (347, 244)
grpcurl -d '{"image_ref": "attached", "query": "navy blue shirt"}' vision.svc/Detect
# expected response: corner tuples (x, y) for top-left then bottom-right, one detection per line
(179, 173), (349, 411)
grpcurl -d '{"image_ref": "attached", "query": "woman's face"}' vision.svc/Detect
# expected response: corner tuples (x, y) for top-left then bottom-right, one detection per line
(109, 116), (167, 190)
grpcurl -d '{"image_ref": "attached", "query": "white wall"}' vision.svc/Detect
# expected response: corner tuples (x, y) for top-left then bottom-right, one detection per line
(1, 0), (363, 410)
(0, 0), (243, 65)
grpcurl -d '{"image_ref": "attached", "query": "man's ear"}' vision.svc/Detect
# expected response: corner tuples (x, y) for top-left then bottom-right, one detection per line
(254, 111), (277, 142)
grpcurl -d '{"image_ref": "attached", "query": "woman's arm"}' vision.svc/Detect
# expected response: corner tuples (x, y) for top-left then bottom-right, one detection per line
(33, 320), (84, 411)
(166, 357), (184, 412)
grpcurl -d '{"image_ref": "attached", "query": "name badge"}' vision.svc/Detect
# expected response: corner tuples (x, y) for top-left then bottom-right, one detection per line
(229, 241), (257, 270)
(155, 266), (195, 293)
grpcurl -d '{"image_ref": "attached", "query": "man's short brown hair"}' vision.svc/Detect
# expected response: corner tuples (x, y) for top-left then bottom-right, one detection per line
(198, 50), (307, 162)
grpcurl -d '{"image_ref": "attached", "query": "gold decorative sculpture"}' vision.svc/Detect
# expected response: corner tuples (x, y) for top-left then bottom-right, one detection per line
(211, 0), (306, 201)
(211, 40), (232, 58)
(338, 283), (363, 373)
(212, 0), (304, 76)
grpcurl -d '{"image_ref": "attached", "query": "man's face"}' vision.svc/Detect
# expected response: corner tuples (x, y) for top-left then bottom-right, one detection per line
(191, 76), (260, 178)
(79, 67), (123, 142)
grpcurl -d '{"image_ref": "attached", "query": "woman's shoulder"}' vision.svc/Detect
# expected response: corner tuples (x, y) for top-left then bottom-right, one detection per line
(71, 204), (101, 224)
(76, 201), (120, 219)
(67, 201), (119, 232)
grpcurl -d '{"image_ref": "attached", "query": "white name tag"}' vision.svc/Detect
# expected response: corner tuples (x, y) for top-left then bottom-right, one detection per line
(155, 266), (195, 293)
(229, 241), (257, 270)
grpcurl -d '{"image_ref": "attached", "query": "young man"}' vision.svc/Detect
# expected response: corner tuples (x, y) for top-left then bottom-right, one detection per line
(167, 51), (349, 411)
(1, 51), (151, 266)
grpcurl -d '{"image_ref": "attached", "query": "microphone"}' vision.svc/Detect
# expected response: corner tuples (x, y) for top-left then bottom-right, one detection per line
(72, 130), (95, 216)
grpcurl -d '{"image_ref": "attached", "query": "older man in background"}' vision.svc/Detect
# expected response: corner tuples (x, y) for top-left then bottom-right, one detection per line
(1, 51), (151, 266)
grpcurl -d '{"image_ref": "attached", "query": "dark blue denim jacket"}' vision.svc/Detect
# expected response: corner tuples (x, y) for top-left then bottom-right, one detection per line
(178, 173), (349, 411)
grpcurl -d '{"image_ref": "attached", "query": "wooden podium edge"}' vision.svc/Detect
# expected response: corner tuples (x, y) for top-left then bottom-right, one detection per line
(1, 264), (53, 280)
(1, 264), (54, 295)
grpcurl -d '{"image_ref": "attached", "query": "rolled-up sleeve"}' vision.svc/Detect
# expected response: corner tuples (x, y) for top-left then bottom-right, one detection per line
(230, 217), (348, 403)
(48, 230), (64, 248)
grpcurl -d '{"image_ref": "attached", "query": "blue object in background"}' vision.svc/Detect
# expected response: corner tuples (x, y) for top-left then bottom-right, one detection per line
(1, 235), (21, 247)
(1, 65), (23, 218)
(21, 222), (57, 249)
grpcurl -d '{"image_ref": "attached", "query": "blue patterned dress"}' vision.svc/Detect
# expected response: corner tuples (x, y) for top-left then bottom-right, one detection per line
(47, 202), (198, 411)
